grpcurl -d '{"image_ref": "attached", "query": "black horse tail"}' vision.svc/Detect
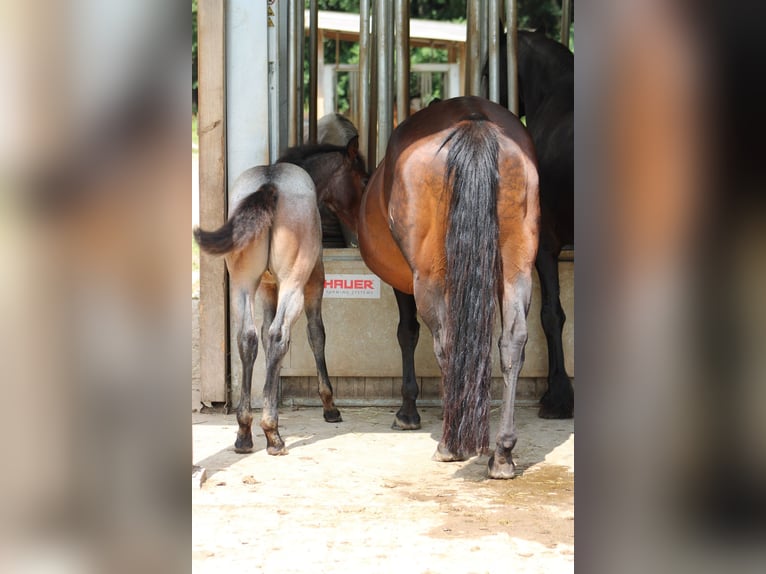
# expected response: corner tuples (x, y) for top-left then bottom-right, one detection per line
(193, 184), (278, 255)
(441, 115), (501, 457)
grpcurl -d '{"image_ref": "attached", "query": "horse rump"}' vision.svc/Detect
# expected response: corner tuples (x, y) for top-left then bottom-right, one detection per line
(193, 184), (278, 255)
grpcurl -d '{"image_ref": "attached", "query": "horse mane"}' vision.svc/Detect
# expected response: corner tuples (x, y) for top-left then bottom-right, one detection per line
(278, 143), (347, 167)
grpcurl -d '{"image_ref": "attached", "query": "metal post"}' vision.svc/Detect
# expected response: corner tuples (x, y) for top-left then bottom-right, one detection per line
(368, 0), (378, 171)
(488, 0), (500, 103)
(267, 0), (280, 161)
(358, 0), (371, 163)
(296, 4), (304, 143)
(560, 0), (572, 48)
(479, 0), (488, 90)
(308, 0), (318, 143)
(288, 0), (300, 147)
(466, 0), (481, 96)
(394, 0), (410, 125)
(505, 0), (519, 115)
(376, 0), (393, 161)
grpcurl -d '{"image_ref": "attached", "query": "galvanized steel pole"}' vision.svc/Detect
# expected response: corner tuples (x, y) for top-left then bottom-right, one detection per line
(466, 0), (481, 96)
(505, 0), (519, 115)
(288, 0), (300, 146)
(358, 0), (371, 163)
(560, 0), (572, 48)
(488, 0), (500, 103)
(308, 0), (318, 143)
(395, 0), (410, 125)
(376, 0), (393, 161)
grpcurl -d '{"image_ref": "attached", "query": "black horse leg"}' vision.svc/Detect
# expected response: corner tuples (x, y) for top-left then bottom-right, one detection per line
(234, 287), (259, 453)
(489, 274), (532, 479)
(392, 288), (421, 430)
(304, 260), (342, 423)
(535, 235), (574, 419)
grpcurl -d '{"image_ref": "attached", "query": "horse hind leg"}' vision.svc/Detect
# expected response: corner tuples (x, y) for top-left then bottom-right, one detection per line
(304, 260), (342, 423)
(536, 237), (574, 419)
(260, 283), (305, 455)
(232, 284), (260, 454)
(489, 274), (532, 479)
(392, 289), (421, 430)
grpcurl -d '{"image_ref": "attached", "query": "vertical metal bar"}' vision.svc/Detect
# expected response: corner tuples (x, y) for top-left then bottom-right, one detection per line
(309, 0), (318, 143)
(505, 0), (519, 115)
(395, 0), (410, 124)
(465, 0), (481, 96)
(267, 0), (280, 161)
(358, 0), (371, 163)
(488, 0), (500, 103)
(278, 0), (289, 155)
(560, 0), (571, 48)
(296, 2), (304, 143)
(288, 0), (299, 146)
(368, 0), (378, 171)
(479, 0), (488, 91)
(376, 0), (393, 161)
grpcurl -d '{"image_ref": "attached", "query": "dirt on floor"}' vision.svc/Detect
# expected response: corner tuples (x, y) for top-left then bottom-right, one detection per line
(192, 404), (573, 573)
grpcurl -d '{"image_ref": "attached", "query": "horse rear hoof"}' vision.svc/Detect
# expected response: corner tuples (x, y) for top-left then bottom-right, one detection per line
(432, 442), (467, 462)
(488, 454), (516, 479)
(392, 411), (421, 430)
(323, 408), (343, 423)
(267, 445), (289, 456)
(234, 433), (254, 453)
(538, 402), (574, 420)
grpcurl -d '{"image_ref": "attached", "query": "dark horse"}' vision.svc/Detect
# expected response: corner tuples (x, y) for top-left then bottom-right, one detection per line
(358, 96), (539, 478)
(484, 29), (574, 419)
(193, 139), (367, 454)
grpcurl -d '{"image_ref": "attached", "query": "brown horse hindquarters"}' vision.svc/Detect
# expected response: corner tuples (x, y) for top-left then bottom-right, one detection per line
(358, 161), (415, 294)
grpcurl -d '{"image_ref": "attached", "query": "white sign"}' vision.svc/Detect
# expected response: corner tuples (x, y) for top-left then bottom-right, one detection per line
(323, 274), (381, 299)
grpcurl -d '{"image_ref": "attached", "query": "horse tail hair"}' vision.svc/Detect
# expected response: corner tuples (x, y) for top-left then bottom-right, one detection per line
(193, 184), (278, 255)
(440, 115), (501, 457)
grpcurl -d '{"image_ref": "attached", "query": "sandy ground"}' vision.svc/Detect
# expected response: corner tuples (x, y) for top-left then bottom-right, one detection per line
(192, 405), (573, 573)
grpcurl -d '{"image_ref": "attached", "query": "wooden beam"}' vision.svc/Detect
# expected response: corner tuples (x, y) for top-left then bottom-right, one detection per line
(197, 0), (228, 404)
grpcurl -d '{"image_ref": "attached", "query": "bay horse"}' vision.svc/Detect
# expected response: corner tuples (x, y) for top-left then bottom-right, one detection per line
(358, 96), (539, 478)
(193, 139), (367, 455)
(484, 29), (574, 419)
(315, 113), (361, 248)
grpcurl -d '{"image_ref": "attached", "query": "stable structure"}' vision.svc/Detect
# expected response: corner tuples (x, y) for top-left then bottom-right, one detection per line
(196, 0), (573, 408)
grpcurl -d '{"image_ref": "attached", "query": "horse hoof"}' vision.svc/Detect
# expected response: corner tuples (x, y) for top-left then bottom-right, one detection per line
(538, 403), (574, 419)
(234, 434), (254, 453)
(432, 443), (467, 462)
(323, 408), (343, 423)
(488, 455), (516, 479)
(391, 413), (421, 430)
(266, 445), (289, 456)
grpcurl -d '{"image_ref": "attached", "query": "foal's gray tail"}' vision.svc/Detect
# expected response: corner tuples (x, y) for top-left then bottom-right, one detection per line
(193, 184), (278, 255)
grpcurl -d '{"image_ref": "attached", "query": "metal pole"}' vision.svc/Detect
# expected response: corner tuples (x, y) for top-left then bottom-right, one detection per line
(288, 0), (299, 146)
(505, 0), (519, 115)
(308, 0), (318, 143)
(479, 0), (488, 91)
(560, 0), (571, 48)
(296, 1), (304, 144)
(267, 0), (280, 161)
(394, 0), (410, 125)
(368, 0), (378, 170)
(466, 0), (481, 96)
(376, 0), (393, 161)
(358, 0), (371, 163)
(488, 0), (500, 103)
